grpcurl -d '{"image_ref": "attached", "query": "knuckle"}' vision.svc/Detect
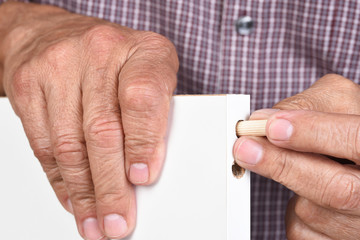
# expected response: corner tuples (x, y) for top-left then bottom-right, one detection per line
(32, 142), (53, 161)
(85, 115), (123, 149)
(121, 81), (168, 116)
(53, 135), (87, 167)
(274, 93), (317, 111)
(34, 147), (55, 171)
(11, 64), (34, 100)
(136, 31), (179, 69)
(319, 73), (342, 82)
(320, 74), (355, 89)
(30, 138), (60, 179)
(47, 172), (64, 189)
(96, 190), (129, 207)
(337, 77), (358, 91)
(336, 174), (360, 210)
(83, 24), (123, 53)
(314, 74), (360, 113)
(39, 154), (63, 189)
(321, 172), (360, 211)
(66, 172), (93, 193)
(125, 136), (158, 161)
(138, 31), (174, 51)
(70, 189), (96, 208)
(270, 150), (294, 185)
(39, 39), (76, 70)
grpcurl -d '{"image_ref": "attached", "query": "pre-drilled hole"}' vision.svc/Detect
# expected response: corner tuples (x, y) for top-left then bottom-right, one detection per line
(232, 161), (245, 179)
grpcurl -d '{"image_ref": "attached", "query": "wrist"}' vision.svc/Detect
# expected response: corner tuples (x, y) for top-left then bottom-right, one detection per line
(0, 2), (69, 61)
(0, 1), (22, 95)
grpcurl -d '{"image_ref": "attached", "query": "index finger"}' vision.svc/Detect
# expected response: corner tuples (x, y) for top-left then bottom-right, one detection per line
(265, 110), (360, 164)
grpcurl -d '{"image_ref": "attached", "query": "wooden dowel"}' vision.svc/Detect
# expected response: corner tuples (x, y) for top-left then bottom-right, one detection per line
(236, 120), (267, 137)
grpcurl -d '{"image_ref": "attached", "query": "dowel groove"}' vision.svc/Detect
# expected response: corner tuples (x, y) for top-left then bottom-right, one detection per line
(236, 120), (267, 137)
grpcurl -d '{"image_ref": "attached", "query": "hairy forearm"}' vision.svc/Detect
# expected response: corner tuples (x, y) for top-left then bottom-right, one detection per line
(0, 2), (67, 96)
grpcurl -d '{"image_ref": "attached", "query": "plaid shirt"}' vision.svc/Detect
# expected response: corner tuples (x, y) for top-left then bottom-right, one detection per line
(3, 0), (360, 239)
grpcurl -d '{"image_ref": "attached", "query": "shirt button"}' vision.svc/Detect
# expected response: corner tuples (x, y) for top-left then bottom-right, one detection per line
(235, 16), (254, 35)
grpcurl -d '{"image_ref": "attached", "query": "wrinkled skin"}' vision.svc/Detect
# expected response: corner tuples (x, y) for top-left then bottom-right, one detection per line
(0, 2), (178, 240)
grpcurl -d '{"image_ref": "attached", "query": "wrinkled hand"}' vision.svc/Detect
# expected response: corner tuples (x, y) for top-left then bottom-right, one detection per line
(0, 2), (178, 240)
(233, 74), (360, 239)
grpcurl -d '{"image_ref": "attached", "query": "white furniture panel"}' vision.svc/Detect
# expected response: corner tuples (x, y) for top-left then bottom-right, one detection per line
(0, 95), (250, 240)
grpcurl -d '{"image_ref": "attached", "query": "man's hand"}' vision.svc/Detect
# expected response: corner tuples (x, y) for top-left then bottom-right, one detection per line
(233, 74), (360, 239)
(0, 2), (178, 240)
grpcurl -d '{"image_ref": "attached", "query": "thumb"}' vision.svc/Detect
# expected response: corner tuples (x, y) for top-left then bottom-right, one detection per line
(118, 33), (178, 185)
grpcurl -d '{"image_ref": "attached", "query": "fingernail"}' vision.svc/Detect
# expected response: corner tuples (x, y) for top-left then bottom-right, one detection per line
(83, 218), (104, 240)
(129, 163), (149, 184)
(104, 214), (128, 238)
(234, 138), (263, 165)
(268, 119), (293, 141)
(67, 198), (74, 214)
(250, 108), (280, 119)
